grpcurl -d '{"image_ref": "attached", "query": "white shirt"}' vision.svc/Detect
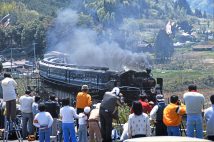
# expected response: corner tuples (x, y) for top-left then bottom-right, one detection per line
(204, 105), (214, 136)
(183, 91), (205, 114)
(128, 113), (151, 138)
(150, 105), (158, 120)
(1, 77), (17, 101)
(78, 113), (88, 125)
(33, 112), (53, 128)
(19, 94), (34, 113)
(60, 106), (79, 123)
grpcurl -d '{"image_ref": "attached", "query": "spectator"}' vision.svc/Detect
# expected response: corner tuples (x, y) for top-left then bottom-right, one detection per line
(0, 99), (5, 129)
(119, 122), (128, 141)
(150, 94), (167, 136)
(78, 106), (91, 142)
(32, 96), (41, 116)
(76, 85), (92, 129)
(60, 98), (79, 142)
(139, 95), (152, 114)
(19, 90), (34, 139)
(163, 95), (186, 136)
(1, 73), (17, 121)
(99, 87), (124, 142)
(33, 103), (53, 142)
(128, 101), (151, 138)
(204, 95), (214, 141)
(45, 95), (60, 136)
(88, 103), (102, 142)
(183, 84), (205, 138)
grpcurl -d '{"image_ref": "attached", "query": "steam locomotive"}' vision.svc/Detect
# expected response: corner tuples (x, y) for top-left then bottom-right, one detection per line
(39, 60), (163, 105)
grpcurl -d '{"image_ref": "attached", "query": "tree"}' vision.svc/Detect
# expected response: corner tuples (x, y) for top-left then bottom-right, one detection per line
(175, 0), (192, 15)
(203, 11), (207, 18)
(154, 29), (174, 63)
(194, 8), (202, 18)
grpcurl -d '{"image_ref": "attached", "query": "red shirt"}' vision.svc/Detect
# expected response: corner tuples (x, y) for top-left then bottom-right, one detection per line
(139, 100), (152, 114)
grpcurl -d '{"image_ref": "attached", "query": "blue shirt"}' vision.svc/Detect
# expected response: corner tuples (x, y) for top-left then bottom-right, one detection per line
(32, 102), (39, 115)
(204, 105), (214, 136)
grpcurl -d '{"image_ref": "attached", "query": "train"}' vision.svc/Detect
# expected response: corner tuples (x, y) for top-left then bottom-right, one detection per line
(39, 60), (163, 105)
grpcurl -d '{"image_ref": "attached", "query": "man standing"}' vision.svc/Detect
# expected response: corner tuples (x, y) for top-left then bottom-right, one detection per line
(19, 90), (34, 139)
(1, 73), (17, 121)
(204, 95), (214, 141)
(163, 95), (186, 136)
(76, 85), (92, 128)
(150, 94), (167, 136)
(99, 87), (123, 142)
(183, 84), (205, 138)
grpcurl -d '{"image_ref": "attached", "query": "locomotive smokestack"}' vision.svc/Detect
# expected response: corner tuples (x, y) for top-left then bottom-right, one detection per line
(146, 68), (151, 75)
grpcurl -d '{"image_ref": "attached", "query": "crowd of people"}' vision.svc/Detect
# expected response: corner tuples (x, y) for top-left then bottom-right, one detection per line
(0, 72), (214, 142)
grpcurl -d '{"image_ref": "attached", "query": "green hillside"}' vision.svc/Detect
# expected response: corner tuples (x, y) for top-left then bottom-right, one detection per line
(187, 0), (214, 16)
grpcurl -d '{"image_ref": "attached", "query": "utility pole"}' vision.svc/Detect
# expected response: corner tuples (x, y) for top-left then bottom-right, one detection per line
(10, 47), (12, 73)
(32, 41), (37, 73)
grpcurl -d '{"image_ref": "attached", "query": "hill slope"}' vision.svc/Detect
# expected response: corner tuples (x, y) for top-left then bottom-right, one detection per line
(187, 0), (214, 16)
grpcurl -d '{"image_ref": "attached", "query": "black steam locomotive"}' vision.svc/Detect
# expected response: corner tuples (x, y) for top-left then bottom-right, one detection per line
(39, 60), (163, 105)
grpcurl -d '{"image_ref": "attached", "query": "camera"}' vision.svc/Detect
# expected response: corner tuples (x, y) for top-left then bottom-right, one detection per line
(177, 99), (181, 105)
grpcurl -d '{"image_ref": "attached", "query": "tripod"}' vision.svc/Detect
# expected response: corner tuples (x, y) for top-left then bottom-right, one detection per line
(3, 120), (23, 142)
(180, 121), (186, 136)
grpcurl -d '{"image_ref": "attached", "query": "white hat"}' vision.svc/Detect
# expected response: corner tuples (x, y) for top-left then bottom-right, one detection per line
(81, 85), (89, 90)
(84, 107), (91, 114)
(156, 94), (164, 101)
(111, 87), (120, 96)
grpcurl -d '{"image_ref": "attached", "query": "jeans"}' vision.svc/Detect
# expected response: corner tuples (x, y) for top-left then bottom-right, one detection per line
(22, 112), (34, 138)
(186, 114), (203, 138)
(39, 128), (51, 142)
(78, 124), (88, 142)
(62, 123), (77, 142)
(167, 126), (180, 136)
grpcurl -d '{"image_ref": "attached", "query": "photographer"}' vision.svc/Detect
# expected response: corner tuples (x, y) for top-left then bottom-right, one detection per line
(163, 95), (186, 136)
(99, 87), (124, 142)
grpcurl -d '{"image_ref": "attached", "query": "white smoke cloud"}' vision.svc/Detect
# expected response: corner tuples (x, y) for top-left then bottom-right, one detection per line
(46, 9), (151, 71)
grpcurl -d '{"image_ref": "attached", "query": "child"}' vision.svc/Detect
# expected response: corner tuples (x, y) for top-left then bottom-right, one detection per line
(78, 106), (91, 142)
(33, 103), (53, 142)
(32, 96), (41, 116)
(60, 98), (79, 142)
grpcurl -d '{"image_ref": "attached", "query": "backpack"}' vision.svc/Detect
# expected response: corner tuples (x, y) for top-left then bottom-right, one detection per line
(156, 101), (166, 122)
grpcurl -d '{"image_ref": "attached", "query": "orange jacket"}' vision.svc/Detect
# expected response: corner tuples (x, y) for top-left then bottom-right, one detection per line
(163, 103), (186, 126)
(76, 92), (92, 109)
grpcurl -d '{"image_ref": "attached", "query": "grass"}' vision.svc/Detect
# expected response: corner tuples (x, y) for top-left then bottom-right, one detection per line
(151, 40), (214, 108)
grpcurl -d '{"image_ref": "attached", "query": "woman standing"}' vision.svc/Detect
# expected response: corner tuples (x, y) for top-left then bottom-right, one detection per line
(60, 98), (79, 142)
(128, 101), (151, 138)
